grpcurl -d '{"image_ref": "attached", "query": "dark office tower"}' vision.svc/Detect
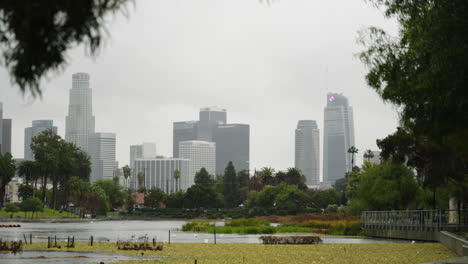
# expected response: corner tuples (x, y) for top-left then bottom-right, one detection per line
(0, 102), (3, 153)
(24, 120), (58, 160)
(197, 107), (227, 141)
(295, 120), (320, 186)
(1, 119), (12, 154)
(173, 121), (198, 157)
(323, 93), (355, 187)
(213, 124), (250, 175)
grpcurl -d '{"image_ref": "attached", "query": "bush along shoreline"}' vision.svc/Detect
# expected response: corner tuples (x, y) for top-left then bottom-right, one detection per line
(181, 218), (364, 236)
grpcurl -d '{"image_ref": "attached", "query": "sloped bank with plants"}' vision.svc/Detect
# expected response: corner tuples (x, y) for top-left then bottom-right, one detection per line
(181, 217), (364, 236)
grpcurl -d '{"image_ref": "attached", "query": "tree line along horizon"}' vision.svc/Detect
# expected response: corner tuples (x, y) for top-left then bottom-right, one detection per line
(0, 126), (463, 218)
(0, 1), (466, 216)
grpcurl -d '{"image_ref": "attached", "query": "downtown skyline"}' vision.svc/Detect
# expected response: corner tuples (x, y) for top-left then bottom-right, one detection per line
(0, 0), (399, 180)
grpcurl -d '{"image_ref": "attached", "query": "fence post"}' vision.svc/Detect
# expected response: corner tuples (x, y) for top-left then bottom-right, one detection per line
(214, 224), (216, 244)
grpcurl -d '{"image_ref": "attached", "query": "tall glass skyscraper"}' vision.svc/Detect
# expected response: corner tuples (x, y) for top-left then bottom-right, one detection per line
(65, 73), (95, 153)
(323, 93), (355, 187)
(295, 120), (320, 186)
(89, 132), (118, 182)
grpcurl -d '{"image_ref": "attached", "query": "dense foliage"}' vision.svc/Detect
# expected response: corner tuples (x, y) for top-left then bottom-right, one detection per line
(360, 0), (468, 207)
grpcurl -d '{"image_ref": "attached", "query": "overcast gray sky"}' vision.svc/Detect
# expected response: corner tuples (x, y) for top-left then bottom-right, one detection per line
(1, 0), (399, 178)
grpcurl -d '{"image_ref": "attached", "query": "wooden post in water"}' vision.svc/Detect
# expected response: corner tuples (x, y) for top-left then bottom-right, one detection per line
(214, 224), (216, 244)
(90, 235), (94, 246)
(168, 230), (171, 244)
(23, 234), (28, 244)
(67, 236), (70, 248)
(30, 234), (32, 244)
(47, 237), (50, 248)
(54, 235), (57, 247)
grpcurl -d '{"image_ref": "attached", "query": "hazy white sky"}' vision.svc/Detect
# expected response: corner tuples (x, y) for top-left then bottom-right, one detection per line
(1, 0), (399, 177)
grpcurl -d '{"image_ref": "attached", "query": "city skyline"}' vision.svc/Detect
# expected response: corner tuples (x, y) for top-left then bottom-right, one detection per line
(0, 1), (399, 177)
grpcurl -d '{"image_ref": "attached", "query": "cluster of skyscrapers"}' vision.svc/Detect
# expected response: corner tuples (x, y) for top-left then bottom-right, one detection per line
(5, 70), (359, 192)
(129, 107), (250, 193)
(294, 93), (355, 188)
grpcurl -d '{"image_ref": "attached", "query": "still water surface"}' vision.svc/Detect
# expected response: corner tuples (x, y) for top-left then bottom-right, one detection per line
(0, 220), (409, 244)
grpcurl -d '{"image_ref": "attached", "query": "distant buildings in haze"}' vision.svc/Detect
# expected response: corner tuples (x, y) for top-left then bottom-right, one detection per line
(65, 72), (95, 153)
(323, 93), (355, 187)
(130, 142), (157, 168)
(89, 132), (118, 181)
(179, 140), (216, 186)
(295, 120), (320, 187)
(0, 102), (12, 154)
(24, 120), (58, 160)
(173, 107), (250, 179)
(132, 158), (190, 193)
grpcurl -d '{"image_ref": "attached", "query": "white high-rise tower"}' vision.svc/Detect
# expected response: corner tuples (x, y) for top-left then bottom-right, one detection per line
(323, 93), (355, 187)
(295, 120), (320, 187)
(65, 73), (95, 153)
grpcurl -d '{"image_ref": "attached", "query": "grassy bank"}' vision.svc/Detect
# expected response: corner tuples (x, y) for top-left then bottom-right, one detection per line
(22, 242), (455, 264)
(182, 218), (364, 236)
(0, 208), (78, 219)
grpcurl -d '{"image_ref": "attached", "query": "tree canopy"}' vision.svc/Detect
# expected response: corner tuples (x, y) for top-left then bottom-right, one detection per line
(0, 0), (131, 96)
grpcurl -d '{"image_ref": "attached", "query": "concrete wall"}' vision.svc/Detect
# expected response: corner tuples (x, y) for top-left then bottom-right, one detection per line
(439, 231), (468, 257)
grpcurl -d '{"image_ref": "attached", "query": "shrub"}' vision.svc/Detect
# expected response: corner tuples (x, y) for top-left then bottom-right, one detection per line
(226, 218), (270, 227)
(4, 203), (20, 213)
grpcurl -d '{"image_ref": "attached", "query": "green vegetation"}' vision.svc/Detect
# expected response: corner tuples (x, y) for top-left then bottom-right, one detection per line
(181, 217), (363, 236)
(0, 152), (16, 206)
(358, 0), (468, 209)
(23, 242), (455, 264)
(0, 207), (78, 218)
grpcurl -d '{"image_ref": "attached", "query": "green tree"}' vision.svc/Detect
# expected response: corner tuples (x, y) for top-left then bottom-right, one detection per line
(69, 176), (91, 218)
(165, 191), (186, 208)
(275, 184), (309, 215)
(122, 165), (131, 188)
(137, 172), (145, 189)
(0, 1), (131, 95)
(222, 162), (240, 208)
(347, 146), (359, 170)
(125, 190), (136, 214)
(173, 169), (181, 192)
(85, 184), (109, 216)
(360, 0), (467, 206)
(0, 152), (16, 206)
(185, 185), (222, 209)
(285, 167), (307, 190)
(347, 159), (419, 213)
(307, 189), (340, 209)
(259, 167), (275, 186)
(363, 149), (375, 162)
(194, 168), (215, 186)
(4, 203), (20, 213)
(94, 179), (126, 209)
(144, 187), (166, 208)
(20, 197), (44, 218)
(18, 184), (34, 201)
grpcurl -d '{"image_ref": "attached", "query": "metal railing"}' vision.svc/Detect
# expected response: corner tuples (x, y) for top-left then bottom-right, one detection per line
(362, 210), (468, 232)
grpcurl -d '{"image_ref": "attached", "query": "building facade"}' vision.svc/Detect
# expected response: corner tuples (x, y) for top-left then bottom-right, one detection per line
(65, 72), (95, 153)
(197, 107), (227, 141)
(89, 132), (118, 182)
(24, 120), (58, 160)
(173, 108), (250, 175)
(323, 93), (355, 187)
(295, 120), (320, 186)
(130, 142), (157, 168)
(213, 124), (250, 175)
(1, 118), (11, 154)
(132, 158), (190, 193)
(173, 121), (198, 158)
(179, 140), (216, 186)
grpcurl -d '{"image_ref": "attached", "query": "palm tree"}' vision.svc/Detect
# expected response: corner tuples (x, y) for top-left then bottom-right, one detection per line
(137, 172), (145, 190)
(347, 146), (359, 170)
(0, 153), (16, 206)
(122, 165), (131, 188)
(363, 149), (375, 162)
(18, 160), (35, 185)
(173, 169), (181, 192)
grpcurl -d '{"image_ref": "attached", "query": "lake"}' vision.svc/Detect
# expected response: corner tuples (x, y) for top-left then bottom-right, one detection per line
(0, 220), (410, 244)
